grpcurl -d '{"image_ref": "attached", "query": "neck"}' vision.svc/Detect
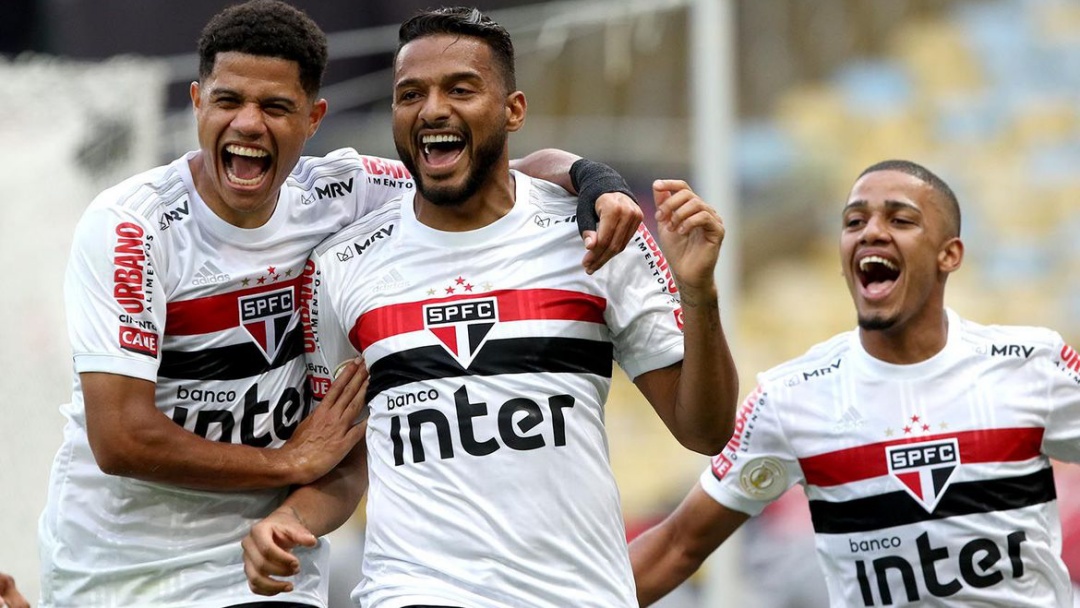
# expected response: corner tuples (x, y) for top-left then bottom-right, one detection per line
(414, 163), (516, 232)
(859, 307), (949, 365)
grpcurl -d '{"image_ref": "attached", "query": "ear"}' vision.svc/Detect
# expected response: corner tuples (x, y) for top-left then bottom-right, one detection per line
(307, 98), (329, 138)
(505, 90), (526, 132)
(190, 81), (201, 112)
(938, 237), (964, 274)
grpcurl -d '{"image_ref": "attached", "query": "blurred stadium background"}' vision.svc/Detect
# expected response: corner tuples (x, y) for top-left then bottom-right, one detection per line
(2, 0), (1079, 605)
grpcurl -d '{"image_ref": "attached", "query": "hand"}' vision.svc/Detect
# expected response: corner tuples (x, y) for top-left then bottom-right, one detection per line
(652, 179), (725, 292)
(242, 507), (318, 596)
(0, 572), (29, 608)
(282, 359), (368, 485)
(582, 191), (643, 274)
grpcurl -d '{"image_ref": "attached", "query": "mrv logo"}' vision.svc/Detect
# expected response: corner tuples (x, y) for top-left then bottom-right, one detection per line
(239, 287), (298, 363)
(886, 438), (959, 512)
(424, 297), (497, 368)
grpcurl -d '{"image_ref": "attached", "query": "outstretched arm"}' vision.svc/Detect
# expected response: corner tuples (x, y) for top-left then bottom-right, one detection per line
(631, 483), (750, 606)
(512, 149), (642, 273)
(634, 180), (738, 454)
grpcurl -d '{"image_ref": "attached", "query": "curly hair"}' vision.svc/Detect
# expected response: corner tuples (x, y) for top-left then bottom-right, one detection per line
(198, 0), (328, 98)
(398, 6), (516, 92)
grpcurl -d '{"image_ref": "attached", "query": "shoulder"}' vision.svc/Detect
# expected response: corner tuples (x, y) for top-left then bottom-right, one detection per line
(312, 198), (404, 260)
(757, 330), (855, 389)
(520, 172), (577, 216)
(86, 161), (187, 225)
(290, 148), (410, 189)
(955, 313), (1074, 370)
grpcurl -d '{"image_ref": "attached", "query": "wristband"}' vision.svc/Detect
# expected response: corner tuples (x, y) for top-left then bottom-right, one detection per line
(569, 158), (637, 236)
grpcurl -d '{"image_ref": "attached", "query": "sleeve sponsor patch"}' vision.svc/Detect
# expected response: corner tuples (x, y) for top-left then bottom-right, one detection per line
(118, 325), (158, 357)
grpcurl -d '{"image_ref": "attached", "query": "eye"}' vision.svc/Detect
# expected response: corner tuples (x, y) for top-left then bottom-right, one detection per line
(263, 104), (290, 117)
(396, 90), (421, 103)
(844, 216), (865, 229)
(450, 86), (474, 96)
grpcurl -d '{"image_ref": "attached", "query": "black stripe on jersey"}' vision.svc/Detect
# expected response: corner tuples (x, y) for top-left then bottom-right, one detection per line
(158, 324), (304, 380)
(367, 337), (613, 400)
(809, 467), (1056, 534)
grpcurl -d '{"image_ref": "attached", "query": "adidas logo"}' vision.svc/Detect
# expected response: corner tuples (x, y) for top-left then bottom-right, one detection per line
(837, 406), (865, 431)
(192, 260), (231, 286)
(372, 269), (408, 292)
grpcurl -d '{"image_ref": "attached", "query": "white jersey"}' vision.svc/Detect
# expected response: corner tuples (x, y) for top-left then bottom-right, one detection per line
(701, 308), (1080, 607)
(304, 172), (685, 608)
(40, 149), (414, 608)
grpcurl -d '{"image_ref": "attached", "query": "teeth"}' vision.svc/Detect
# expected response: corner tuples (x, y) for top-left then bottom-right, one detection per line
(225, 169), (265, 186)
(421, 134), (463, 144)
(225, 144), (269, 158)
(859, 255), (898, 272)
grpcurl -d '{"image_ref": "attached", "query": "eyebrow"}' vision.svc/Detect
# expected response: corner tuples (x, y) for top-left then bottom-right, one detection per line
(208, 87), (299, 108)
(843, 199), (923, 214)
(394, 71), (484, 90)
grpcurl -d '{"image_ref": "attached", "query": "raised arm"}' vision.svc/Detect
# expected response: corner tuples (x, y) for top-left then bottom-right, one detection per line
(630, 482), (750, 606)
(83, 361), (367, 490)
(634, 180), (738, 454)
(512, 148), (643, 273)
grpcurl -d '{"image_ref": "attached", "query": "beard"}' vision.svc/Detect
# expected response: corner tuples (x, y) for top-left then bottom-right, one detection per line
(857, 313), (898, 331)
(396, 126), (507, 207)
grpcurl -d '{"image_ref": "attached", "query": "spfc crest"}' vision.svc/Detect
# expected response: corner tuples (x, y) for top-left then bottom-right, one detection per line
(423, 297), (498, 369)
(886, 438), (960, 512)
(239, 287), (298, 363)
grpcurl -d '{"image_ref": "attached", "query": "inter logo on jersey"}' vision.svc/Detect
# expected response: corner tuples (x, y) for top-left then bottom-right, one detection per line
(423, 297), (498, 369)
(239, 287), (298, 363)
(886, 438), (960, 512)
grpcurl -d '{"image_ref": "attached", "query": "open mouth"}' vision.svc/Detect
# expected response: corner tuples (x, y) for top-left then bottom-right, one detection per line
(857, 255), (900, 296)
(420, 133), (465, 169)
(223, 144), (271, 187)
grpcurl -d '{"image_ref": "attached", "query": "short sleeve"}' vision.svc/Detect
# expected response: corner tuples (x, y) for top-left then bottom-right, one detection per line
(66, 202), (164, 382)
(1042, 333), (1080, 462)
(348, 151), (415, 221)
(601, 225), (685, 379)
(699, 384), (804, 516)
(301, 249), (361, 405)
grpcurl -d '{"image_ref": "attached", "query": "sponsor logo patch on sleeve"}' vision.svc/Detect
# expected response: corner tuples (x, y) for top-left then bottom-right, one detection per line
(119, 325), (158, 357)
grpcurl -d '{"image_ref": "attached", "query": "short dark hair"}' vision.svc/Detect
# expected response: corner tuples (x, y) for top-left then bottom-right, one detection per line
(859, 159), (962, 237)
(198, 0), (328, 98)
(397, 6), (517, 91)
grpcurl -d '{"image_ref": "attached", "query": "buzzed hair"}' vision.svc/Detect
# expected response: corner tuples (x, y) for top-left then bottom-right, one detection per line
(397, 6), (517, 92)
(859, 159), (962, 238)
(198, 0), (328, 98)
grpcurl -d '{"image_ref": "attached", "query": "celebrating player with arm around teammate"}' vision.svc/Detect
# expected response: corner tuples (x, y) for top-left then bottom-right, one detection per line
(39, 1), (644, 607)
(242, 7), (738, 607)
(631, 160), (1080, 607)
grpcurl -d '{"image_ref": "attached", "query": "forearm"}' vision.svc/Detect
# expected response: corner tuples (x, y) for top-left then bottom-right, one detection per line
(90, 412), (305, 490)
(630, 524), (703, 606)
(510, 148), (581, 193)
(278, 443), (368, 538)
(673, 282), (739, 453)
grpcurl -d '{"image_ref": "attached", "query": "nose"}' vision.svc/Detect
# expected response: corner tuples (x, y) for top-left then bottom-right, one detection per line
(418, 90), (451, 126)
(231, 102), (266, 137)
(860, 214), (891, 244)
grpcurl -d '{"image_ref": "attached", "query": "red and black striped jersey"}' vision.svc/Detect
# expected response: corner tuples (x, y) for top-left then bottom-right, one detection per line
(702, 309), (1080, 607)
(304, 172), (685, 608)
(41, 149), (413, 608)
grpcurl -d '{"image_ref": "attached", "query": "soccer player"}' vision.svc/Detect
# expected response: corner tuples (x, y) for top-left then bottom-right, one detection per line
(240, 7), (739, 607)
(38, 2), (643, 607)
(630, 160), (1080, 607)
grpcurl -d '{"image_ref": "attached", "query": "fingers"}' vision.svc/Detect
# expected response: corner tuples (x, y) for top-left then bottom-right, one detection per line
(0, 572), (29, 608)
(243, 522), (316, 596)
(583, 192), (643, 274)
(323, 358), (368, 414)
(652, 182), (723, 238)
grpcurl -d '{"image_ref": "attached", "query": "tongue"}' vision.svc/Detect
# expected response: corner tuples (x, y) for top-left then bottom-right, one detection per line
(230, 155), (266, 180)
(427, 146), (460, 167)
(865, 280), (895, 297)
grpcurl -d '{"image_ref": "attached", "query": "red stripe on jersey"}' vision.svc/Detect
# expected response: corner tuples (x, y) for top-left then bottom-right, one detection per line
(349, 288), (607, 352)
(799, 427), (1044, 487)
(166, 277), (303, 336)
